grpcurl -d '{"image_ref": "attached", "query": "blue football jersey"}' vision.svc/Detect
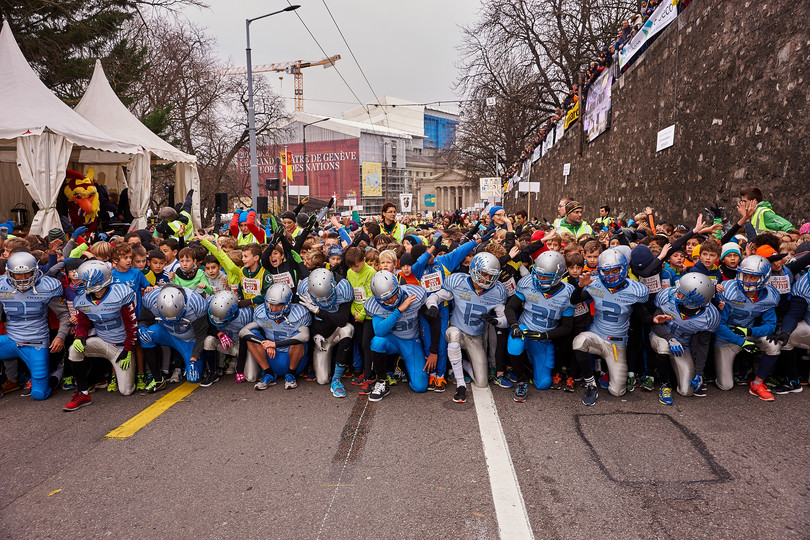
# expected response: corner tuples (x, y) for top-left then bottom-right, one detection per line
(515, 276), (575, 332)
(443, 272), (508, 337)
(585, 279), (649, 345)
(654, 288), (720, 347)
(0, 275), (63, 344)
(73, 284), (135, 344)
(253, 303), (311, 351)
(718, 279), (779, 328)
(218, 306), (254, 340)
(363, 284), (426, 340)
(298, 277), (353, 319)
(142, 286), (208, 341)
(793, 272), (810, 326)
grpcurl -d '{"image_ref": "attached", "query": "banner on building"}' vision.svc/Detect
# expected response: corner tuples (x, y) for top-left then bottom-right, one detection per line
(564, 101), (580, 130)
(399, 193), (413, 213)
(619, 0), (679, 69)
(280, 152), (293, 184)
(555, 122), (565, 145)
(361, 162), (382, 196)
(532, 144), (542, 162)
(479, 177), (501, 202)
(424, 193), (436, 207)
(584, 70), (613, 143)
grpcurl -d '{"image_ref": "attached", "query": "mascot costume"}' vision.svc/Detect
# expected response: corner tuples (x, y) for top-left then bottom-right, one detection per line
(63, 169), (100, 233)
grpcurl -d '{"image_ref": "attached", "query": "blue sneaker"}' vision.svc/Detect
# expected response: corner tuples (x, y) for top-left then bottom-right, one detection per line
(284, 373), (298, 389)
(659, 383), (674, 406)
(254, 373), (276, 391)
(330, 379), (347, 398)
(505, 371), (518, 383)
(599, 372), (610, 389)
(494, 375), (514, 389)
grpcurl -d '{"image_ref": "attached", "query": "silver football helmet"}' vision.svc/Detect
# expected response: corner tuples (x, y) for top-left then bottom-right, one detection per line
(208, 290), (239, 327)
(674, 273), (715, 309)
(370, 270), (401, 310)
(597, 248), (629, 288)
(265, 283), (293, 321)
(469, 252), (501, 290)
(532, 251), (566, 291)
(736, 255), (771, 293)
(6, 252), (41, 292)
(307, 267), (337, 309)
(155, 285), (187, 323)
(75, 260), (113, 295)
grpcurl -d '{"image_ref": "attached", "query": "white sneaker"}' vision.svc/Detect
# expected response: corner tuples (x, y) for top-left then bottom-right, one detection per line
(169, 368), (182, 383)
(224, 358), (236, 375)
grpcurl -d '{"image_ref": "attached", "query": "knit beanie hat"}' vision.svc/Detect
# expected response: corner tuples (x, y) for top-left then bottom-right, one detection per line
(720, 242), (741, 261)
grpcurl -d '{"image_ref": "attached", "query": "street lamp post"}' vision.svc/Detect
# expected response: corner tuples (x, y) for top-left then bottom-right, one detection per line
(302, 117), (330, 190)
(246, 4), (300, 209)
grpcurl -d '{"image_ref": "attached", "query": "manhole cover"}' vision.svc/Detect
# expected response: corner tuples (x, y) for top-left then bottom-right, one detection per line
(575, 412), (730, 485)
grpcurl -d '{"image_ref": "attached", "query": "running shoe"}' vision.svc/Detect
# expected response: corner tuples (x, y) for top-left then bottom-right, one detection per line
(330, 379), (347, 398)
(254, 373), (276, 391)
(94, 379), (108, 389)
(107, 375), (118, 393)
(393, 365), (407, 383)
(63, 392), (92, 411)
(135, 374), (146, 391)
(169, 368), (182, 383)
(773, 380), (803, 394)
(341, 368), (354, 380)
(304, 366), (317, 382)
(626, 373), (636, 392)
(428, 374), (437, 391)
(505, 371), (518, 383)
(765, 376), (780, 388)
(583, 384), (598, 406)
(599, 372), (610, 389)
(514, 382), (528, 402)
(433, 376), (447, 393)
(385, 373), (398, 386)
(658, 384), (674, 406)
(200, 371), (220, 388)
(734, 374), (749, 386)
(494, 375), (514, 389)
(488, 366), (497, 380)
(639, 376), (655, 392)
(551, 373), (562, 390)
(749, 381), (774, 402)
(368, 380), (390, 402)
(224, 357), (236, 375)
(62, 376), (76, 391)
(452, 385), (467, 403)
(20, 380), (32, 397)
(351, 374), (367, 386)
(141, 378), (166, 395)
(693, 383), (708, 397)
(235, 373), (246, 383)
(359, 378), (375, 395)
(1, 379), (20, 394)
(563, 377), (576, 393)
(284, 373), (298, 389)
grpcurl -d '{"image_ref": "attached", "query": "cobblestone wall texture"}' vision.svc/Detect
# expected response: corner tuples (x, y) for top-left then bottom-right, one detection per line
(506, 0), (809, 227)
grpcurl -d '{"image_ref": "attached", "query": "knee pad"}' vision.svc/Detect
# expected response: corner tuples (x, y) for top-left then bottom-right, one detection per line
(445, 326), (461, 343)
(572, 333), (587, 352)
(335, 324), (354, 341)
(203, 335), (219, 351)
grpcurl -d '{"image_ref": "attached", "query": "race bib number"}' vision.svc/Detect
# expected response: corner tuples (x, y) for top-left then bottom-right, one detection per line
(503, 277), (517, 296)
(242, 277), (261, 296)
(230, 283), (240, 294)
(769, 274), (790, 294)
(421, 271), (443, 293)
(661, 278), (671, 288)
(353, 286), (367, 302)
(640, 274), (662, 293)
(573, 302), (589, 317)
(271, 272), (294, 288)
(67, 300), (77, 318)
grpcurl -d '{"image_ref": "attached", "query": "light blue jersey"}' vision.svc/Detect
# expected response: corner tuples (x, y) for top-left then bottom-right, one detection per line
(297, 277), (353, 319)
(718, 280), (779, 328)
(654, 287), (720, 347)
(142, 286), (208, 341)
(0, 275), (63, 344)
(74, 284), (135, 344)
(443, 272), (508, 337)
(217, 305), (254, 340)
(253, 303), (311, 351)
(364, 284), (426, 340)
(515, 275), (575, 332)
(793, 272), (810, 326)
(585, 279), (649, 345)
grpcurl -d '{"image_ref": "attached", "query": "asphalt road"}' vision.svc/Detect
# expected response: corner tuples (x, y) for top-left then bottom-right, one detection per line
(1, 378), (808, 539)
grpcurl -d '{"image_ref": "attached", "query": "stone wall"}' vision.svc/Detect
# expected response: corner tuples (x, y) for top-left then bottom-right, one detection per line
(506, 0), (809, 227)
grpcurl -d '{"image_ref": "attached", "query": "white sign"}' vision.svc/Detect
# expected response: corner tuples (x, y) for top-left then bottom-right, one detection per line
(656, 124), (675, 152)
(342, 198), (357, 207)
(563, 163), (571, 176)
(518, 182), (540, 193)
(619, 0), (680, 68)
(399, 193), (413, 213)
(340, 210), (352, 218)
(555, 122), (565, 145)
(479, 177), (501, 201)
(486, 97), (497, 107)
(355, 205), (363, 211)
(288, 186), (310, 196)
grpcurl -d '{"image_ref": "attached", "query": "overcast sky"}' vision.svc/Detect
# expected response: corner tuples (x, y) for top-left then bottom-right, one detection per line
(180, 0), (481, 118)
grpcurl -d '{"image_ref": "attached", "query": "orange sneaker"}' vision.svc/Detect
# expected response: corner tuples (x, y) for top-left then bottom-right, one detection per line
(551, 373), (562, 390)
(749, 381), (774, 402)
(433, 376), (447, 393)
(564, 377), (575, 393)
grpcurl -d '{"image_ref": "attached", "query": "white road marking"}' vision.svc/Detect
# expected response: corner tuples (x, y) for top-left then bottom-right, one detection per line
(472, 385), (535, 539)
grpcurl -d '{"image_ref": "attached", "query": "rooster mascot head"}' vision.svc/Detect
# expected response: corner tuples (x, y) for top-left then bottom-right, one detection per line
(64, 169), (100, 228)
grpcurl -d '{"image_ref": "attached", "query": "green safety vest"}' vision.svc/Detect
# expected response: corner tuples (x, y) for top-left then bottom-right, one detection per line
(167, 210), (194, 242)
(237, 231), (258, 246)
(751, 206), (770, 234)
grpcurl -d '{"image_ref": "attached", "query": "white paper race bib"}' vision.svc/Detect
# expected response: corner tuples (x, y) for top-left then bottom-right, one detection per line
(271, 271), (294, 288)
(242, 277), (261, 296)
(67, 300), (77, 318)
(661, 278), (671, 288)
(573, 302), (589, 317)
(769, 274), (790, 294)
(640, 274), (662, 293)
(421, 271), (443, 293)
(503, 277), (517, 296)
(353, 286), (367, 302)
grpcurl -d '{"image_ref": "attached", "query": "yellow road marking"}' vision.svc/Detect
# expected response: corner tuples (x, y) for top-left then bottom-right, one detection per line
(47, 489), (61, 496)
(105, 382), (199, 439)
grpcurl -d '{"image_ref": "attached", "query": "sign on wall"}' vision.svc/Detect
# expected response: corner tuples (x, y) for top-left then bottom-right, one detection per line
(424, 193), (436, 207)
(361, 162), (382, 196)
(584, 70), (613, 143)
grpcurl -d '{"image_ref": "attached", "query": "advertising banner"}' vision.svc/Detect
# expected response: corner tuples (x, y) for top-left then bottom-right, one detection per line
(479, 177), (501, 201)
(361, 162), (382, 196)
(564, 101), (580, 130)
(555, 122), (565, 145)
(619, 1), (679, 69)
(424, 193), (436, 207)
(399, 193), (413, 213)
(584, 70), (613, 143)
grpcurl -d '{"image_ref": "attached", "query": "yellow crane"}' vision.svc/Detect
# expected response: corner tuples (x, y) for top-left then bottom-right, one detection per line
(222, 55), (341, 112)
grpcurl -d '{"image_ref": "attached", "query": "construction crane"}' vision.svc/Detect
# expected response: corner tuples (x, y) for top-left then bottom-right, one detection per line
(222, 55), (341, 112)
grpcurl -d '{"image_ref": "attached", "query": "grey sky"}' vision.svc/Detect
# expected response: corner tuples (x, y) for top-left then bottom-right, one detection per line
(181, 0), (481, 118)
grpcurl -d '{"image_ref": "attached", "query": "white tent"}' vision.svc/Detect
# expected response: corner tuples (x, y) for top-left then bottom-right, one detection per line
(75, 60), (201, 230)
(0, 21), (142, 235)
